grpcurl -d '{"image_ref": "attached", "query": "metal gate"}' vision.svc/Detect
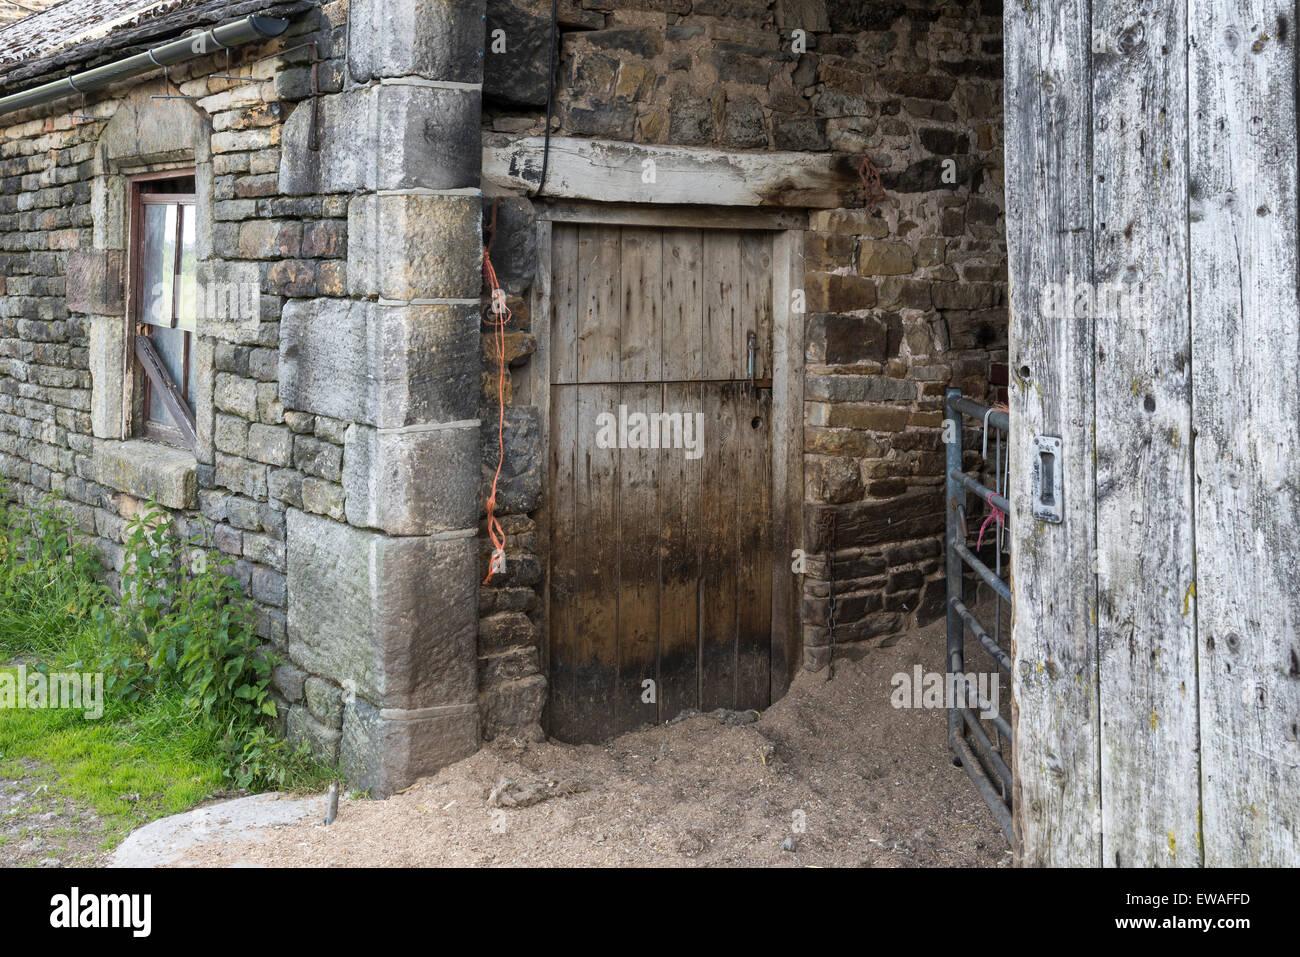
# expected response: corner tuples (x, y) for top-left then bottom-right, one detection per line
(944, 388), (1014, 844)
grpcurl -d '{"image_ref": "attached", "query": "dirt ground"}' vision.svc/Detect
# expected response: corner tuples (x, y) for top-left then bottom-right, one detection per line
(0, 759), (109, 867)
(179, 617), (1011, 868)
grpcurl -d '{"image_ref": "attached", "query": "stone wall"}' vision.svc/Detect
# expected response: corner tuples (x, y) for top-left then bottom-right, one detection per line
(0, 0), (1009, 768)
(0, 2), (356, 749)
(0, 0), (490, 795)
(478, 0), (1008, 699)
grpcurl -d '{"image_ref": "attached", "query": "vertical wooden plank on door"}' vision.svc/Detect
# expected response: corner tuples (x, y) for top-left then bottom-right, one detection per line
(702, 231), (742, 380)
(700, 382), (739, 709)
(548, 384), (580, 740)
(736, 231), (774, 709)
(1005, 1), (1101, 865)
(1091, 0), (1201, 866)
(615, 382), (661, 733)
(1189, 0), (1300, 866)
(533, 218), (553, 689)
(735, 386), (773, 710)
(551, 224), (579, 385)
(577, 224), (621, 384)
(662, 228), (703, 382)
(770, 230), (804, 698)
(738, 232), (774, 379)
(620, 227), (663, 382)
(659, 380), (702, 720)
(572, 383), (620, 741)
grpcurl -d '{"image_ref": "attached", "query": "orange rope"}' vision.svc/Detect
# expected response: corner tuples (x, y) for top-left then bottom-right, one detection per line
(482, 247), (512, 585)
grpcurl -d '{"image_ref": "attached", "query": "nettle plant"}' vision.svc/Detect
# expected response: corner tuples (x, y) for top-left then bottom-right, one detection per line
(96, 503), (302, 788)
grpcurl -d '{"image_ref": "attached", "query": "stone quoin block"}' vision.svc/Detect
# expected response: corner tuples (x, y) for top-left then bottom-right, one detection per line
(348, 0), (485, 85)
(279, 84), (481, 195)
(347, 193), (482, 301)
(280, 299), (480, 428)
(343, 422), (480, 535)
(340, 698), (479, 797)
(286, 510), (479, 711)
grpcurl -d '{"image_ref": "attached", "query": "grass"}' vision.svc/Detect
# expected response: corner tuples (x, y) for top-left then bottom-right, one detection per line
(0, 684), (225, 846)
(0, 491), (332, 852)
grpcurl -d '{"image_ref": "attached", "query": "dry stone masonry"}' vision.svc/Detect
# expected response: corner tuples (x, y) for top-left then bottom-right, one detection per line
(477, 0), (1007, 685)
(0, 0), (1007, 793)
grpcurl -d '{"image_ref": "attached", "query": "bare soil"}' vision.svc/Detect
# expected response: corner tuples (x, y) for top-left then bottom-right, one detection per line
(179, 617), (1011, 868)
(0, 759), (109, 867)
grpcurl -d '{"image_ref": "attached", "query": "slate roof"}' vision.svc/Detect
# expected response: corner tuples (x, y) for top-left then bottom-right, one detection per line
(0, 1), (64, 29)
(0, 0), (314, 89)
(0, 1), (201, 67)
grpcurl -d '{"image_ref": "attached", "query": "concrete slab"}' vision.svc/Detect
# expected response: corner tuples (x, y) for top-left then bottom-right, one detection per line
(109, 793), (326, 868)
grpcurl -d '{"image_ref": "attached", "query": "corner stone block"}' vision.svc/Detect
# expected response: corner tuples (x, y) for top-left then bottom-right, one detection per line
(380, 85), (481, 192)
(279, 84), (481, 195)
(348, 193), (482, 301)
(286, 509), (479, 711)
(348, 0), (485, 85)
(343, 422), (480, 535)
(341, 698), (479, 797)
(280, 299), (479, 428)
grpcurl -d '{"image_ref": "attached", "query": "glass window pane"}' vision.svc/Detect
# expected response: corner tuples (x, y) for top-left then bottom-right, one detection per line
(139, 202), (177, 326)
(147, 327), (190, 428)
(177, 205), (197, 331)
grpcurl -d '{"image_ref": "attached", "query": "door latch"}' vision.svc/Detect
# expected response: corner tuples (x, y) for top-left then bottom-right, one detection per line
(1031, 434), (1063, 524)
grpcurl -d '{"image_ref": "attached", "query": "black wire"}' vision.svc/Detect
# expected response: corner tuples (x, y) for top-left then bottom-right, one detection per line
(528, 0), (558, 199)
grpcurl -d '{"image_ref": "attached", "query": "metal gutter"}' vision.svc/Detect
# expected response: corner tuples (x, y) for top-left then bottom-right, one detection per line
(0, 14), (289, 118)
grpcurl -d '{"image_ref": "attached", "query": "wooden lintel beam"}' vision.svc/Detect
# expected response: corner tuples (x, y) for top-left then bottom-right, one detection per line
(483, 136), (861, 209)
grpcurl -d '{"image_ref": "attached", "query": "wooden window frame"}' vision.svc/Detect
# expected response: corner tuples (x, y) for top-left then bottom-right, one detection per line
(127, 170), (198, 450)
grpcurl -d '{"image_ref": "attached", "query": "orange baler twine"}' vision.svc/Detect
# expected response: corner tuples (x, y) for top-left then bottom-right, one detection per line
(482, 247), (512, 585)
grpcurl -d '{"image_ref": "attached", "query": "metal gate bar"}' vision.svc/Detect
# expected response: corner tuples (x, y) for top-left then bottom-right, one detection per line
(944, 387), (1015, 844)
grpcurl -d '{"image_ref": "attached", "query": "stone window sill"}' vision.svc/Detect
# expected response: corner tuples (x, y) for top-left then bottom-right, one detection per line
(93, 439), (197, 510)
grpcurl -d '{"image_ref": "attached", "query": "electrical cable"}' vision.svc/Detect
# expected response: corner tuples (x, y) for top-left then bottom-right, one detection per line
(528, 0), (559, 199)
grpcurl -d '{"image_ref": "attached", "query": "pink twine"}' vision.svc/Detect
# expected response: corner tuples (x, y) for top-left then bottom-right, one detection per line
(977, 506), (1004, 551)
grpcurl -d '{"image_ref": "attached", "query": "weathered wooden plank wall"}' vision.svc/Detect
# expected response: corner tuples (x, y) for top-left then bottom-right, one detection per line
(1007, 0), (1300, 865)
(1005, 0), (1102, 866)
(1092, 0), (1201, 867)
(1188, 0), (1300, 866)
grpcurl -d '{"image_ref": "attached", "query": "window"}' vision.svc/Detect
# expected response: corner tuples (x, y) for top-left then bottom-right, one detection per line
(129, 173), (197, 449)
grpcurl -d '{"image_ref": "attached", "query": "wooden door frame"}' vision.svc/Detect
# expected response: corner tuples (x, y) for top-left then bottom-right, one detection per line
(529, 201), (807, 713)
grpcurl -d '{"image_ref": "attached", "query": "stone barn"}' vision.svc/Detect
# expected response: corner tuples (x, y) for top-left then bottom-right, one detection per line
(0, 0), (1292, 866)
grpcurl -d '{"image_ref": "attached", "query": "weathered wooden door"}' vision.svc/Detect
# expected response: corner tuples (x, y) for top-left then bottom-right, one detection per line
(547, 223), (775, 742)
